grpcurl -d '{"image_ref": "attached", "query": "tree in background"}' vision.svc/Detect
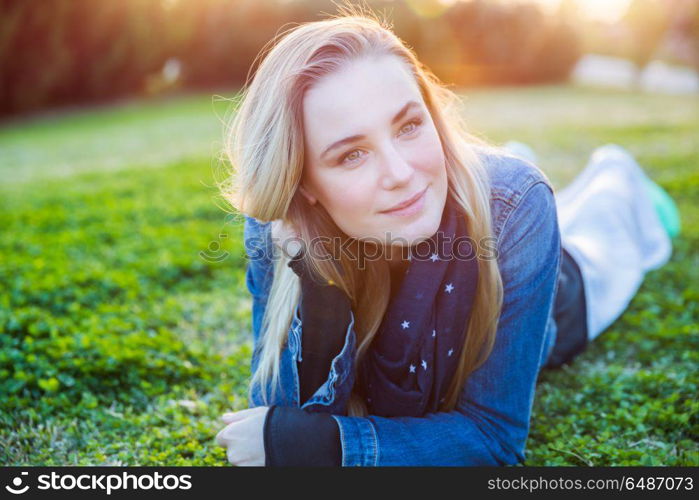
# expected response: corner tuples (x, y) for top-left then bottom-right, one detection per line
(0, 0), (177, 115)
(0, 0), (583, 117)
(656, 0), (699, 72)
(623, 0), (671, 70)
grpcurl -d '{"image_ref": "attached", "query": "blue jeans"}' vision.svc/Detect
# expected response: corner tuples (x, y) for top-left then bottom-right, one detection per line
(544, 246), (589, 369)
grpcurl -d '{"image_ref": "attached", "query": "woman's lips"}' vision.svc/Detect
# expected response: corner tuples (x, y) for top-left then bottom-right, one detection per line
(380, 186), (428, 216)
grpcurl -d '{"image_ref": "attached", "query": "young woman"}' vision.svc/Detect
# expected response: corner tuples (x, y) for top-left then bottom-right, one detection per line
(214, 10), (678, 466)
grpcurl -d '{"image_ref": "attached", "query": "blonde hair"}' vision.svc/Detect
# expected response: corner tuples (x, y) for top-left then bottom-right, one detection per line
(221, 3), (503, 416)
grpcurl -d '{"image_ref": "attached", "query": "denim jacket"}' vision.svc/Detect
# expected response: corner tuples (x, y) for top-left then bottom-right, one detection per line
(243, 148), (562, 466)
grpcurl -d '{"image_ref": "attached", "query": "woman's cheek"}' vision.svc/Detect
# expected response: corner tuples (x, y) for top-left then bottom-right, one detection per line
(411, 143), (443, 177)
(346, 189), (376, 219)
(321, 180), (374, 230)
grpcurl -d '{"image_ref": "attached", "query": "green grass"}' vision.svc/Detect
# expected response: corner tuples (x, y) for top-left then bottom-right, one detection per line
(0, 84), (697, 465)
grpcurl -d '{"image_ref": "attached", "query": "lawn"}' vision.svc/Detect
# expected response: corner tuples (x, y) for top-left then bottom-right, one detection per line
(0, 85), (696, 466)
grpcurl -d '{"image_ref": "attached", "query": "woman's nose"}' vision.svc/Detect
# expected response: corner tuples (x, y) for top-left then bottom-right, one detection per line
(379, 145), (414, 190)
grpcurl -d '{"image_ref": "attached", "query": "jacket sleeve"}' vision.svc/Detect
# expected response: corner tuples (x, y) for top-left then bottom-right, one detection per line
(243, 215), (274, 353)
(330, 181), (562, 466)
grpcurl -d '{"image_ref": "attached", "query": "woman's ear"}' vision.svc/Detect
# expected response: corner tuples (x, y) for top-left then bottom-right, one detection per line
(298, 183), (317, 205)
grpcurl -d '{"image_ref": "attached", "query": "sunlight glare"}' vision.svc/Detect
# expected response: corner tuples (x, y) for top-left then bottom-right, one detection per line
(489, 0), (633, 23)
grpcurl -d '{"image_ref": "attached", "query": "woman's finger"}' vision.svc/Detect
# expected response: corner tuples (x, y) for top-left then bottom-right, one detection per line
(215, 424), (233, 447)
(215, 428), (226, 447)
(221, 407), (262, 423)
(221, 413), (246, 425)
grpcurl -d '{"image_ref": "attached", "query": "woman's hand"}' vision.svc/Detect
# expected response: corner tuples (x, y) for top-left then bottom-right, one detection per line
(215, 406), (269, 466)
(271, 219), (303, 258)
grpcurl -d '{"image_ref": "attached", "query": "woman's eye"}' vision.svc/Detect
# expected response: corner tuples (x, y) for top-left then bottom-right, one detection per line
(399, 118), (423, 136)
(340, 149), (364, 165)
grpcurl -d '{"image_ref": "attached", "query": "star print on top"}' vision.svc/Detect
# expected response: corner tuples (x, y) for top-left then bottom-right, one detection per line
(359, 192), (480, 418)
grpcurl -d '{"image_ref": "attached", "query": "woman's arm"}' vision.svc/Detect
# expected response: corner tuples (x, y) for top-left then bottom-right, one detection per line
(330, 181), (562, 465)
(243, 215), (350, 466)
(261, 252), (351, 466)
(243, 214), (357, 411)
(288, 250), (353, 404)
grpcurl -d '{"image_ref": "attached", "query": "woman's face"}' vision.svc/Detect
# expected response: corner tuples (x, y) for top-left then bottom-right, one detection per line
(299, 54), (448, 254)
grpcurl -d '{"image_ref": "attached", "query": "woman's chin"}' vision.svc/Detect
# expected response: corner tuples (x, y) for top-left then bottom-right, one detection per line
(357, 198), (445, 248)
(390, 214), (442, 247)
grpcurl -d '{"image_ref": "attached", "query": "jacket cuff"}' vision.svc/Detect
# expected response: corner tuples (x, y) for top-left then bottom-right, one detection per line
(330, 415), (379, 466)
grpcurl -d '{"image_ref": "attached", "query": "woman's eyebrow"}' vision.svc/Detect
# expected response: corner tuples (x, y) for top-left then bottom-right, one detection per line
(320, 100), (421, 160)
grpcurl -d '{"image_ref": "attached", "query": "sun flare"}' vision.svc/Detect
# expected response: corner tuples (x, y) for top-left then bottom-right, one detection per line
(439, 0), (633, 23)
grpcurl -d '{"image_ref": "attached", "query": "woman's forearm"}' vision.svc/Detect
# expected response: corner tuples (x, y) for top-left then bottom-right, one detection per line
(262, 253), (351, 466)
(288, 252), (353, 404)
